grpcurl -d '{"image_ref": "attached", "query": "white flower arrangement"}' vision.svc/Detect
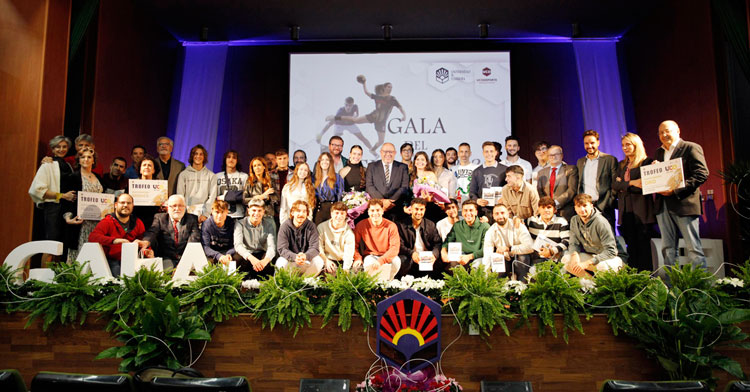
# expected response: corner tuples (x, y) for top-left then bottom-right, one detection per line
(342, 190), (370, 209)
(171, 278), (192, 288)
(96, 276), (124, 286)
(410, 276), (445, 292)
(503, 279), (527, 295)
(303, 276), (322, 289)
(579, 278), (597, 294)
(241, 279), (261, 290)
(716, 277), (745, 288)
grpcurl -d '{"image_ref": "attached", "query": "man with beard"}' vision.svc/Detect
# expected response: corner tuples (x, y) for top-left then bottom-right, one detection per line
(482, 203), (534, 281)
(445, 147), (458, 169)
(576, 130), (618, 234)
(89, 193), (152, 276)
(144, 194), (200, 270)
(397, 198), (443, 278)
(500, 136), (533, 182)
(155, 136), (186, 196)
(101, 157), (129, 193)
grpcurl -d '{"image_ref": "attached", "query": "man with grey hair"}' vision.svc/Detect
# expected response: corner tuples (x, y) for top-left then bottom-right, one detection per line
(144, 194), (200, 270)
(154, 136), (186, 196)
(234, 198), (277, 278)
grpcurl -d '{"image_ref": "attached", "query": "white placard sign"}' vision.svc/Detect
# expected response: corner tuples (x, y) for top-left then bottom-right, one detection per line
(447, 242), (462, 262)
(640, 158), (685, 195)
(532, 234), (559, 253)
(482, 188), (496, 206)
(129, 179), (168, 206)
(418, 251), (434, 271)
(491, 253), (506, 273)
(77, 191), (114, 221)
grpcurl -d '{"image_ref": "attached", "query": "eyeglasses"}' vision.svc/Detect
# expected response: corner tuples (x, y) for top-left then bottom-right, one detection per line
(330, 143), (343, 148)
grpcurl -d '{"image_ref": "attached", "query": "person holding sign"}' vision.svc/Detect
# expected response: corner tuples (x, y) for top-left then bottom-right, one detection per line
(482, 204), (534, 280)
(61, 147), (103, 262)
(89, 193), (151, 276)
(397, 198), (443, 279)
(562, 194), (623, 277)
(128, 155), (164, 230)
(440, 200), (490, 271)
(653, 120), (709, 270)
(526, 196), (570, 264)
(276, 200), (325, 277)
(612, 133), (656, 271)
(469, 141), (508, 224)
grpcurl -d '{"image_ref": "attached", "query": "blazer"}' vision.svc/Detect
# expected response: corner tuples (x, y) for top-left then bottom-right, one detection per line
(365, 160), (410, 202)
(536, 163), (578, 221)
(612, 158), (656, 224)
(654, 139), (708, 216)
(576, 152), (618, 212)
(155, 157), (186, 196)
(144, 212), (201, 261)
(397, 218), (443, 260)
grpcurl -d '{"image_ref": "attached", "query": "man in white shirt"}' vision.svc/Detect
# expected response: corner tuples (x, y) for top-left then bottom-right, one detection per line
(436, 199), (460, 241)
(500, 136), (533, 182)
(482, 203), (534, 280)
(452, 142), (479, 207)
(575, 130), (618, 234)
(318, 202), (356, 273)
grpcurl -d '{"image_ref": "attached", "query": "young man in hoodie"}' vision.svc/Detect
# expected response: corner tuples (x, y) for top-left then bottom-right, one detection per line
(469, 141), (508, 224)
(318, 201), (355, 274)
(176, 144), (217, 223)
(89, 193), (152, 276)
(562, 194), (623, 277)
(201, 200), (237, 265)
(276, 200), (324, 276)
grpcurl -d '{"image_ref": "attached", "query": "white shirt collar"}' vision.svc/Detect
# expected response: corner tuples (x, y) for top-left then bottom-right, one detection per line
(664, 138), (681, 152)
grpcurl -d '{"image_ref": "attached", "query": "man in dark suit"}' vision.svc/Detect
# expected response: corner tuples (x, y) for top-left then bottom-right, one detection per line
(144, 194), (201, 270)
(365, 142), (410, 221)
(397, 198), (443, 279)
(654, 120), (709, 269)
(536, 145), (578, 221)
(155, 136), (186, 196)
(576, 130), (619, 232)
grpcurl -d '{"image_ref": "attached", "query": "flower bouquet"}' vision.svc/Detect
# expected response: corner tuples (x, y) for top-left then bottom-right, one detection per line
(355, 366), (462, 392)
(413, 177), (450, 204)
(342, 190), (371, 228)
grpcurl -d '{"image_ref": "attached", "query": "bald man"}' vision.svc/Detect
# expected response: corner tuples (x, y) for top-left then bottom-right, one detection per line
(365, 142), (410, 220)
(654, 120), (709, 270)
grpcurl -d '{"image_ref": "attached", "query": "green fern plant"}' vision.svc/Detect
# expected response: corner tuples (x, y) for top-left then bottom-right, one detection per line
(93, 266), (173, 332)
(181, 264), (246, 324)
(320, 270), (379, 332)
(250, 267), (314, 337)
(96, 293), (211, 371)
(441, 266), (514, 338)
(16, 262), (100, 331)
(0, 263), (20, 311)
(519, 260), (585, 343)
(586, 266), (661, 336)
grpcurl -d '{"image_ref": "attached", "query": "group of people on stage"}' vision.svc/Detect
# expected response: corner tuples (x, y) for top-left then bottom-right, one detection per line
(29, 119), (708, 282)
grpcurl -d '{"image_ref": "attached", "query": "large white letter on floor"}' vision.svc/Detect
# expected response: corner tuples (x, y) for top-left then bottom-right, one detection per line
(3, 241), (62, 283)
(171, 242), (208, 282)
(76, 242), (113, 279)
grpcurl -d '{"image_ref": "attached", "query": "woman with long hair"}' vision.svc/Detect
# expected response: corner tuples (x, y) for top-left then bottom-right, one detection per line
(243, 156), (279, 221)
(280, 162), (315, 225)
(128, 154), (162, 230)
(431, 148), (457, 198)
(339, 145), (366, 192)
(612, 132), (656, 271)
(61, 147), (103, 261)
(313, 152), (344, 224)
(412, 151), (445, 222)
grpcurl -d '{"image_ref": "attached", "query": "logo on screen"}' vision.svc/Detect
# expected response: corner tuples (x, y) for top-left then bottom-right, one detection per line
(482, 67), (492, 76)
(435, 68), (449, 84)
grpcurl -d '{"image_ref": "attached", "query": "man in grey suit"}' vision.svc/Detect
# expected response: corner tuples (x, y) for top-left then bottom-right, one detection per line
(155, 136), (186, 196)
(536, 145), (578, 221)
(144, 194), (201, 270)
(654, 120), (709, 269)
(365, 142), (410, 221)
(576, 130), (619, 232)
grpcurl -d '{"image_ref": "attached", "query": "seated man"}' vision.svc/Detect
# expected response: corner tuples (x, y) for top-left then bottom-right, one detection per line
(440, 200), (490, 271)
(353, 199), (402, 280)
(318, 201), (355, 273)
(276, 200), (324, 276)
(144, 194), (200, 270)
(89, 193), (151, 276)
(233, 198), (276, 278)
(482, 203), (534, 281)
(201, 200), (238, 266)
(436, 199), (460, 241)
(563, 194), (623, 277)
(526, 196), (570, 263)
(501, 165), (539, 220)
(397, 198), (443, 278)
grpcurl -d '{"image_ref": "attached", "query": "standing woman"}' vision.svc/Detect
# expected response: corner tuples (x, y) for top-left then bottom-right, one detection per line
(29, 135), (76, 262)
(61, 147), (103, 262)
(412, 151), (445, 222)
(313, 152), (344, 224)
(612, 133), (656, 271)
(128, 155), (162, 230)
(280, 162), (315, 225)
(339, 145), (367, 192)
(243, 157), (279, 224)
(431, 148), (457, 198)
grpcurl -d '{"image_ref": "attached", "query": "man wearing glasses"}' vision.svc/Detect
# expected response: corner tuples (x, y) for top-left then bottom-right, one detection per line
(89, 193), (151, 276)
(536, 145), (578, 221)
(328, 136), (348, 172)
(365, 143), (410, 221)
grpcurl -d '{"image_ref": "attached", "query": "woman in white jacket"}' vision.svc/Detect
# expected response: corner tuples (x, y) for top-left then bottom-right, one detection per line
(279, 163), (315, 225)
(176, 144), (217, 223)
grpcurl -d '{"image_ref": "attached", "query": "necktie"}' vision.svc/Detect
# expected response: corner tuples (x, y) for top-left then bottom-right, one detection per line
(172, 220), (179, 244)
(549, 167), (557, 194)
(384, 164), (391, 185)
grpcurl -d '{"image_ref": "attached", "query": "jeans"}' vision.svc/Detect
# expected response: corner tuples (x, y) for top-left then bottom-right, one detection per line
(655, 201), (707, 269)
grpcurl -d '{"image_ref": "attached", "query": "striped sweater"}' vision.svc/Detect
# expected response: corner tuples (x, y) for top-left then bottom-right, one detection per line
(525, 215), (570, 256)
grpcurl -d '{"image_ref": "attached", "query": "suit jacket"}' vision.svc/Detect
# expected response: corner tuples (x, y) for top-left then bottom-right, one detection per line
(145, 212), (201, 261)
(612, 158), (656, 224)
(654, 139), (708, 216)
(536, 163), (578, 221)
(155, 157), (186, 196)
(576, 152), (618, 212)
(365, 160), (410, 202)
(397, 218), (443, 260)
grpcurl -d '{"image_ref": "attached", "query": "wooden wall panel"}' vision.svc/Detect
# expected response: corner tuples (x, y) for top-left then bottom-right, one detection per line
(2, 313), (747, 391)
